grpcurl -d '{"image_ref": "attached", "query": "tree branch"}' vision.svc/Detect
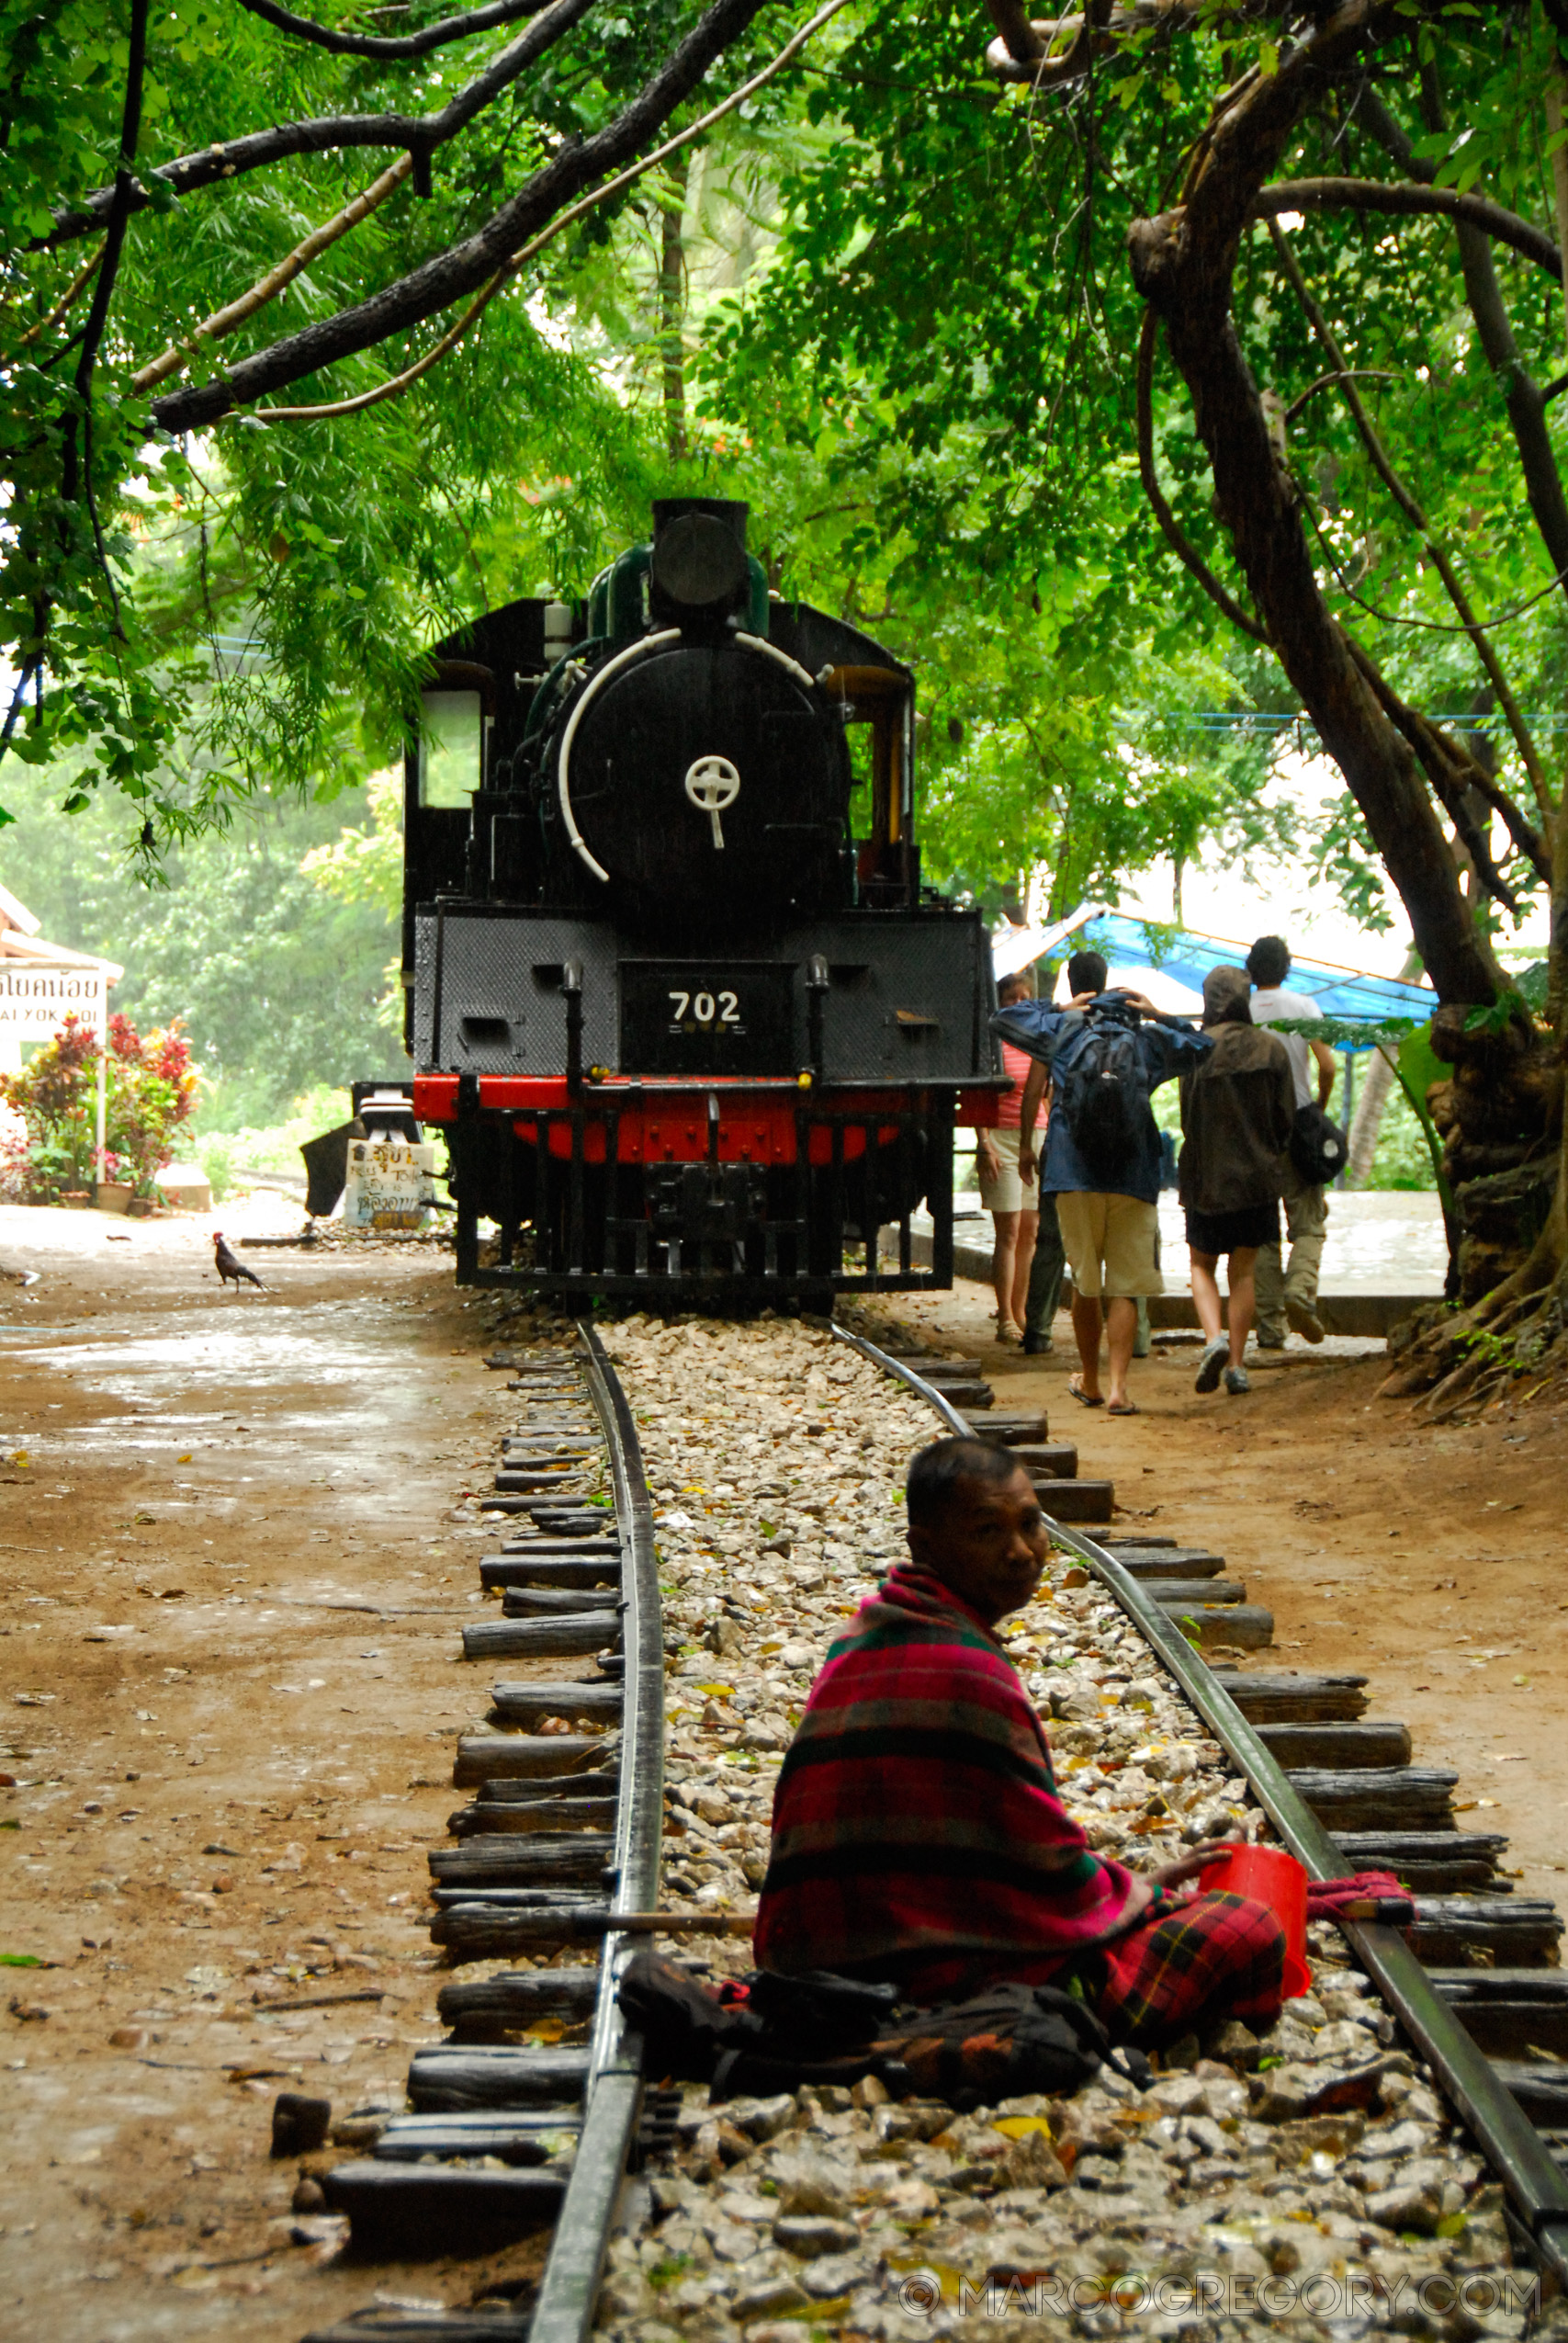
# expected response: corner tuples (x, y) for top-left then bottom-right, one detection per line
(1282, 364), (1393, 422)
(253, 0), (852, 422)
(1359, 80), (1568, 615)
(236, 0), (558, 62)
(62, 0), (151, 651)
(1253, 177), (1563, 282)
(1343, 636), (1531, 911)
(1135, 306), (1269, 642)
(1125, 1), (1505, 1006)
(984, 0), (1198, 85)
(16, 244), (105, 349)
(983, 0), (1046, 65)
(150, 0), (771, 433)
(1267, 215), (1555, 831)
(45, 0), (595, 247)
(131, 153), (412, 391)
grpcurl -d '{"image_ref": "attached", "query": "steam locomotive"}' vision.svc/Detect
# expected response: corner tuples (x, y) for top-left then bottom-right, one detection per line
(404, 497), (1002, 1304)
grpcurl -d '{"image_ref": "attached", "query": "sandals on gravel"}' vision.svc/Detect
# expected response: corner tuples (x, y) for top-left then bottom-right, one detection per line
(1105, 1398), (1141, 1417)
(1066, 1375), (1104, 1408)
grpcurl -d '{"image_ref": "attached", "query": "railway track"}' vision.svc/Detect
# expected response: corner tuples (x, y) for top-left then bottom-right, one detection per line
(299, 1311), (1567, 2341)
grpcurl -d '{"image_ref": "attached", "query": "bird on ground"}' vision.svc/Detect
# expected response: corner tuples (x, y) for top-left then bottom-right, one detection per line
(212, 1231), (265, 1290)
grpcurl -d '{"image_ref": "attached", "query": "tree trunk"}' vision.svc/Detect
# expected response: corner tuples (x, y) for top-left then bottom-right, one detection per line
(1122, 11), (1501, 1010)
(1346, 947), (1424, 1183)
(1347, 1047), (1397, 1186)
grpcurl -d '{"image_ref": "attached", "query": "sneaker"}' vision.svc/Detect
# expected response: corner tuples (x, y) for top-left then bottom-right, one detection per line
(1021, 1332), (1055, 1356)
(1224, 1363), (1251, 1395)
(1194, 1340), (1228, 1394)
(1254, 1336), (1286, 1353)
(1286, 1300), (1325, 1344)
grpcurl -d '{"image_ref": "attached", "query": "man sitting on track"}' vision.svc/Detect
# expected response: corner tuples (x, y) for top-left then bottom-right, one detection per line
(753, 1437), (1285, 2048)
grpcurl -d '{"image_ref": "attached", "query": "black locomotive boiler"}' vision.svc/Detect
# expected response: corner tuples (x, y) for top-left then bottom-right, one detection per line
(404, 497), (1002, 1304)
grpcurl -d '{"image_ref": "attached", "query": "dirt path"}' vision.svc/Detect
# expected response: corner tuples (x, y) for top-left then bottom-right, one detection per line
(3, 1219), (1560, 2337)
(897, 1281), (1568, 1907)
(0, 1205), (542, 2339)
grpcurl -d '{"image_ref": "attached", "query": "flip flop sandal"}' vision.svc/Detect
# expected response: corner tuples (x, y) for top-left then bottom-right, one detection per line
(1105, 1399), (1141, 1417)
(1066, 1376), (1105, 1408)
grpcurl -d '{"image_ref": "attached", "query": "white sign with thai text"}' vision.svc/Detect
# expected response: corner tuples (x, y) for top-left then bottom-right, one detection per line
(0, 963), (110, 1037)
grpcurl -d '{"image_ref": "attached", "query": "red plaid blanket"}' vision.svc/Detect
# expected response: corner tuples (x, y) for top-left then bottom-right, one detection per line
(752, 1565), (1151, 1985)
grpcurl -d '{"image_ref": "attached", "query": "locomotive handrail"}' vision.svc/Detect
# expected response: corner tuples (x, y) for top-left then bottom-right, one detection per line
(734, 629), (817, 690)
(556, 627), (681, 883)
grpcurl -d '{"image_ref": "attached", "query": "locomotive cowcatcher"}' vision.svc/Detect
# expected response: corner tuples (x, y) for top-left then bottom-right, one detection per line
(404, 497), (1003, 1305)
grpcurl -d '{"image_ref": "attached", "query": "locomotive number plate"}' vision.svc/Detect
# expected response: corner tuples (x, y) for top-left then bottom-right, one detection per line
(618, 961), (796, 1077)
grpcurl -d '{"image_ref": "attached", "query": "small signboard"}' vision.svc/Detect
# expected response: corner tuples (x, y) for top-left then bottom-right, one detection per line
(343, 1136), (437, 1230)
(0, 960), (111, 1042)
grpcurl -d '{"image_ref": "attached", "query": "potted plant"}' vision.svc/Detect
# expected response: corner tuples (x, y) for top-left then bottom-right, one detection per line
(95, 1150), (134, 1213)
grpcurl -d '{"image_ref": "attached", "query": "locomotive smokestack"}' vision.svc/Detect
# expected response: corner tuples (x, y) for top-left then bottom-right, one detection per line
(651, 497), (749, 546)
(649, 499), (750, 618)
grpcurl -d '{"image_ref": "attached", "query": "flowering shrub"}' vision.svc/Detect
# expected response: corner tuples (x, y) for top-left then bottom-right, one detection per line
(106, 1016), (198, 1196)
(0, 1013), (197, 1202)
(0, 1013), (101, 1198)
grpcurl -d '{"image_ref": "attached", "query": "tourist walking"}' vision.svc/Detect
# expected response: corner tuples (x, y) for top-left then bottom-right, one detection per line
(1247, 934), (1337, 1346)
(978, 969), (1044, 1344)
(1179, 966), (1295, 1396)
(1003, 953), (1210, 1416)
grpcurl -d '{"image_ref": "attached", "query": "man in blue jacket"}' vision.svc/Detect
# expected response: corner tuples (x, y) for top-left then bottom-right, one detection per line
(997, 955), (1211, 1416)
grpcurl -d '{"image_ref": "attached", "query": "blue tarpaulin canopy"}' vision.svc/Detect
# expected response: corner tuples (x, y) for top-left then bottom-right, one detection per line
(992, 905), (1434, 1045)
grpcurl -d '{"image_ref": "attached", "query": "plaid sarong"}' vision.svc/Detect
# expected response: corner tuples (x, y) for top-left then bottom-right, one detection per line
(1097, 1889), (1286, 2048)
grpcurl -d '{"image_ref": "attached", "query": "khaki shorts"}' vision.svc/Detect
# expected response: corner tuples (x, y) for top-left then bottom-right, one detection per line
(1055, 1190), (1162, 1300)
(978, 1126), (1040, 1214)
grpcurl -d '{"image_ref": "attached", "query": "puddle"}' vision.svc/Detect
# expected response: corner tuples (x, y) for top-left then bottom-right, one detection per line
(6, 1302), (442, 1440)
(11, 1305), (405, 1391)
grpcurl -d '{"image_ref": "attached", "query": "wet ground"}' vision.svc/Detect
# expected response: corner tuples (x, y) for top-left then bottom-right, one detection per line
(0, 1201), (547, 2339)
(0, 1205), (1559, 2337)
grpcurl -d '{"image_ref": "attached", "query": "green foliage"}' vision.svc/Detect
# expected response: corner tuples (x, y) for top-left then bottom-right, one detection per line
(1359, 1081), (1441, 1194)
(0, 0), (773, 834)
(0, 1013), (102, 1197)
(0, 763), (405, 1124)
(696, 0), (1568, 950)
(0, 1004), (195, 1198)
(6, 0), (1565, 1025)
(1393, 1026), (1454, 1211)
(103, 1009), (198, 1194)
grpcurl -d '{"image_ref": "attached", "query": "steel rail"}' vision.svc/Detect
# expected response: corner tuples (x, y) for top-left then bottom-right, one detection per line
(833, 1322), (1568, 2280)
(526, 1323), (665, 2343)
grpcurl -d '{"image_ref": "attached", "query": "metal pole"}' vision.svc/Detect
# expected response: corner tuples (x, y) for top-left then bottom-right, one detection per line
(96, 976), (107, 1189)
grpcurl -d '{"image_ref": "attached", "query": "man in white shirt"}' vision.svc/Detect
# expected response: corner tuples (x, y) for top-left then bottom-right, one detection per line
(1247, 935), (1338, 1346)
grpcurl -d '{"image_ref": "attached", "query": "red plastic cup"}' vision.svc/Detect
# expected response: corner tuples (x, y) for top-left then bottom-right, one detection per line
(1199, 1841), (1312, 1998)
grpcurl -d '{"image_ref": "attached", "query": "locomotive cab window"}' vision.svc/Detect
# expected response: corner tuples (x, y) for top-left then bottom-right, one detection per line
(419, 689), (483, 808)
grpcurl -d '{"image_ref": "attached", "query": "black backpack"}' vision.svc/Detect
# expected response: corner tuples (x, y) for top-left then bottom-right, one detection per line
(1058, 1008), (1148, 1185)
(1289, 1102), (1348, 1186)
(617, 1955), (1146, 2111)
